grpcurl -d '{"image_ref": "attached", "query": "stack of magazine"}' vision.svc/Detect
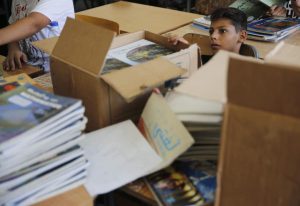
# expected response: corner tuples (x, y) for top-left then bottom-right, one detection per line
(165, 91), (223, 162)
(247, 17), (300, 41)
(192, 16), (300, 42)
(0, 84), (88, 205)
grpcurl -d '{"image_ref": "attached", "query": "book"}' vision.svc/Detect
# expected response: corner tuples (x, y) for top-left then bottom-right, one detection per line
(147, 166), (205, 206)
(229, 0), (287, 21)
(229, 0), (269, 21)
(165, 91), (223, 115)
(247, 16), (300, 35)
(102, 39), (174, 74)
(147, 160), (217, 206)
(0, 82), (20, 94)
(0, 84), (82, 152)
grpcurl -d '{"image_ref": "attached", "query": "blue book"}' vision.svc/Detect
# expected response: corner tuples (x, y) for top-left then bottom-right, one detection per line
(247, 17), (300, 35)
(0, 84), (82, 150)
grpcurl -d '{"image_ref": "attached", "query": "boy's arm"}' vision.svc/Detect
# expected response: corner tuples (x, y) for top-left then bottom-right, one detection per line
(1, 12), (50, 70)
(0, 12), (50, 46)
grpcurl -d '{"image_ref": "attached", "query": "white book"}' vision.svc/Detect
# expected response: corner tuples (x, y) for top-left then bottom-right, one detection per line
(0, 146), (84, 191)
(1, 117), (87, 163)
(1, 108), (85, 157)
(165, 91), (223, 115)
(0, 156), (88, 205)
(0, 135), (85, 177)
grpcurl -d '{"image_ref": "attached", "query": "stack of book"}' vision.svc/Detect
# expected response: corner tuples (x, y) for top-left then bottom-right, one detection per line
(165, 91), (223, 162)
(0, 84), (88, 205)
(247, 17), (300, 41)
(193, 16), (300, 42)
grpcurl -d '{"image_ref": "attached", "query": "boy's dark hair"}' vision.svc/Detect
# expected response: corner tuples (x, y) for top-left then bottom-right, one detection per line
(210, 7), (248, 31)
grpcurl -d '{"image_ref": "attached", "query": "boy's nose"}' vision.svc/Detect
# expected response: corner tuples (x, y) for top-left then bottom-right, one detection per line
(210, 31), (218, 40)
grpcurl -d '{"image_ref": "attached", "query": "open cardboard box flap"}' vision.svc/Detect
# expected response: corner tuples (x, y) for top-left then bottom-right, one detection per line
(227, 56), (300, 118)
(101, 57), (185, 102)
(35, 18), (186, 102)
(52, 17), (115, 76)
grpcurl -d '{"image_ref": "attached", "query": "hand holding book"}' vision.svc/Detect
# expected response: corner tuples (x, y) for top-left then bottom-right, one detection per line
(292, 0), (300, 16)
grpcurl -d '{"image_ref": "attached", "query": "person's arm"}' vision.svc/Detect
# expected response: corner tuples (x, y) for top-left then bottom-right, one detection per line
(1, 12), (50, 70)
(0, 12), (50, 46)
(291, 0), (300, 16)
(266, 5), (286, 16)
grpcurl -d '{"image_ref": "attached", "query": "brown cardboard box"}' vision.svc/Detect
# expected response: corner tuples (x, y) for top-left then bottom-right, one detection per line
(78, 1), (201, 34)
(37, 18), (199, 131)
(175, 51), (300, 206)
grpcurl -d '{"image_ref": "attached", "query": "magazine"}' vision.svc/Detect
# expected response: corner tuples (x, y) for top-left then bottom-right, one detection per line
(108, 39), (174, 66)
(147, 159), (217, 206)
(229, 0), (287, 21)
(101, 39), (175, 74)
(247, 17), (300, 35)
(0, 82), (20, 95)
(0, 84), (82, 151)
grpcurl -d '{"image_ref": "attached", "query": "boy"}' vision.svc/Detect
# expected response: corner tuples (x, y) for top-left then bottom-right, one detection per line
(170, 7), (248, 58)
(0, 0), (74, 72)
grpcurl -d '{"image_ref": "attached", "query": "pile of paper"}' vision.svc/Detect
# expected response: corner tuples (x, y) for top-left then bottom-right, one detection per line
(165, 91), (223, 161)
(0, 84), (88, 205)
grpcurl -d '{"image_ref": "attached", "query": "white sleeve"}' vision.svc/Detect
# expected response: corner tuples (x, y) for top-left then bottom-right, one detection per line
(31, 0), (75, 22)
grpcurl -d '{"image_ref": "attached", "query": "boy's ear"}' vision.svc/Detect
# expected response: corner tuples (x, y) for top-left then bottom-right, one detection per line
(238, 30), (247, 43)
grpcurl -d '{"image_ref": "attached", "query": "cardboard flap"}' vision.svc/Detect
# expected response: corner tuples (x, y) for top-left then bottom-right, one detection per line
(32, 37), (58, 55)
(228, 57), (300, 118)
(52, 18), (116, 76)
(101, 58), (185, 103)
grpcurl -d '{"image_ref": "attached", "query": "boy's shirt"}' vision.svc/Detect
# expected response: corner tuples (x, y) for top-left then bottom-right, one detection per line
(9, 0), (75, 72)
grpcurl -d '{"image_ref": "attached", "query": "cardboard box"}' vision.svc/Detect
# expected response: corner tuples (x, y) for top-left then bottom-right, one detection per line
(175, 51), (300, 206)
(78, 1), (201, 34)
(37, 18), (199, 131)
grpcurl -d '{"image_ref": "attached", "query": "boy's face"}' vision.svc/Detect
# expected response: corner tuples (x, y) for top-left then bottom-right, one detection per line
(209, 18), (247, 54)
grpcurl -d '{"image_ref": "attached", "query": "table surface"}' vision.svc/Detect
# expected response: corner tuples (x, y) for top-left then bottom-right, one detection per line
(79, 1), (201, 34)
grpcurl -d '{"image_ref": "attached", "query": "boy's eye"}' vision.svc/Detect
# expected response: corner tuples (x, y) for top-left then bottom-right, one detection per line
(219, 29), (227, 33)
(209, 29), (214, 35)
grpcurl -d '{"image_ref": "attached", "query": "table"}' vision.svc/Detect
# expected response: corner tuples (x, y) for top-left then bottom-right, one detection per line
(78, 1), (201, 34)
(0, 55), (44, 78)
(163, 23), (300, 59)
(33, 186), (93, 206)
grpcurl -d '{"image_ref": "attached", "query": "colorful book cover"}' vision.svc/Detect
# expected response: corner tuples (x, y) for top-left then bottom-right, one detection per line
(0, 84), (81, 144)
(0, 82), (20, 95)
(248, 17), (300, 35)
(147, 166), (205, 206)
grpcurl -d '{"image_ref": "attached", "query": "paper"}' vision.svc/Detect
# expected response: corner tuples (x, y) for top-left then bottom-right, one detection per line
(80, 120), (162, 196)
(139, 93), (194, 171)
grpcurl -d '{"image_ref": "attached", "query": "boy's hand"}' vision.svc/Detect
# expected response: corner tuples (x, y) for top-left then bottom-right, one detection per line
(167, 35), (189, 45)
(291, 0), (300, 16)
(3, 42), (28, 71)
(266, 5), (286, 17)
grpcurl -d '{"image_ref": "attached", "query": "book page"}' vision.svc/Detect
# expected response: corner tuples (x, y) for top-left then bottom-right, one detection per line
(81, 120), (162, 196)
